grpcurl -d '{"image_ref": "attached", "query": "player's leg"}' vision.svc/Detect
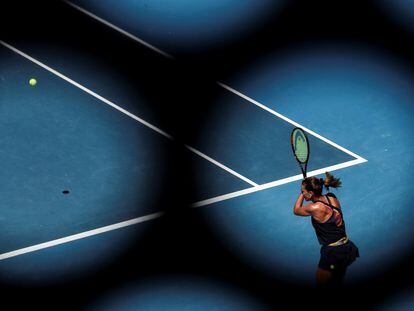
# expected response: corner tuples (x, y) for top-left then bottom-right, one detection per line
(332, 267), (347, 285)
(316, 267), (334, 286)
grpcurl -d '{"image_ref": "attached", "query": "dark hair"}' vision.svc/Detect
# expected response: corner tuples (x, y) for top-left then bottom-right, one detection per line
(302, 172), (342, 196)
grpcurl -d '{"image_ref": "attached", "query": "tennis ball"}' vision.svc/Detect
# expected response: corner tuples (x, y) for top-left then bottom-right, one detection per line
(29, 78), (37, 86)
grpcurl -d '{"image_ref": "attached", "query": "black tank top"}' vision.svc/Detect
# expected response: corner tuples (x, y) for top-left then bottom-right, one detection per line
(311, 193), (347, 245)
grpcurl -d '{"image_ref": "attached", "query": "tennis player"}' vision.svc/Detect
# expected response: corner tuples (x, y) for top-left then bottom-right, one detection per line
(293, 172), (359, 287)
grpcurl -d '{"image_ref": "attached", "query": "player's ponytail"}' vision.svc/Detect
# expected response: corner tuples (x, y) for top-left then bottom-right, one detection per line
(322, 171), (342, 190)
(302, 172), (341, 196)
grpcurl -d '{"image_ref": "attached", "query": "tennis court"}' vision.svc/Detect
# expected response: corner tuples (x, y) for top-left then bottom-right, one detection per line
(0, 36), (362, 277)
(2, 1), (414, 309)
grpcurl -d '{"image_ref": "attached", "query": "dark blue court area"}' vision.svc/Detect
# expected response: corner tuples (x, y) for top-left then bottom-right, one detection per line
(89, 276), (269, 310)
(69, 0), (286, 54)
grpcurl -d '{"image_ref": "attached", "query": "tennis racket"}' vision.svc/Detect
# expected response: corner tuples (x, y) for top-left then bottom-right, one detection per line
(290, 127), (310, 179)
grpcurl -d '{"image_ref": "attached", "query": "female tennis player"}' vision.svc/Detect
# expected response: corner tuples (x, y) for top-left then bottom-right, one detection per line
(293, 172), (359, 286)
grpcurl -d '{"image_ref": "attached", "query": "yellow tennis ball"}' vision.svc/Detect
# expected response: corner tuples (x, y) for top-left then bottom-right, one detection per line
(29, 78), (37, 86)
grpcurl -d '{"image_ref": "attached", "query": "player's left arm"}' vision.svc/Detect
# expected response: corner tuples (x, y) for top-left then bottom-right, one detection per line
(293, 193), (315, 216)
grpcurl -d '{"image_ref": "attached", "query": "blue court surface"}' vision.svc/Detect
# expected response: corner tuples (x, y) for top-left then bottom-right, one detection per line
(2, 1), (414, 309)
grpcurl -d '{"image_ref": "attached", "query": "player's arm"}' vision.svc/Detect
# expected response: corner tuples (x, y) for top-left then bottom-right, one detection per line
(293, 193), (315, 216)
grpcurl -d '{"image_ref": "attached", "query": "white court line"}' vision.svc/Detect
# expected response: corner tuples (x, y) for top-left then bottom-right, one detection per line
(64, 1), (174, 60)
(0, 40), (256, 187)
(0, 212), (164, 260)
(191, 158), (366, 208)
(185, 145), (258, 186)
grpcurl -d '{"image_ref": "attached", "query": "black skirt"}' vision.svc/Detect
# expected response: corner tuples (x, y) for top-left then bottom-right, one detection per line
(319, 240), (360, 271)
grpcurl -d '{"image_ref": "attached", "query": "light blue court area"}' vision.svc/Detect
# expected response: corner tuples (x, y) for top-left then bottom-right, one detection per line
(89, 276), (270, 310)
(68, 0), (285, 53)
(198, 43), (414, 284)
(191, 86), (356, 189)
(0, 45), (173, 279)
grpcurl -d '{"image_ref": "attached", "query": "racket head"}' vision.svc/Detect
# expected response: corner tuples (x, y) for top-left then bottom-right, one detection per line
(290, 127), (310, 165)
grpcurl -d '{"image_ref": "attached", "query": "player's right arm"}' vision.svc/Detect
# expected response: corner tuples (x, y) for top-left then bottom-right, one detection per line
(293, 193), (316, 216)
